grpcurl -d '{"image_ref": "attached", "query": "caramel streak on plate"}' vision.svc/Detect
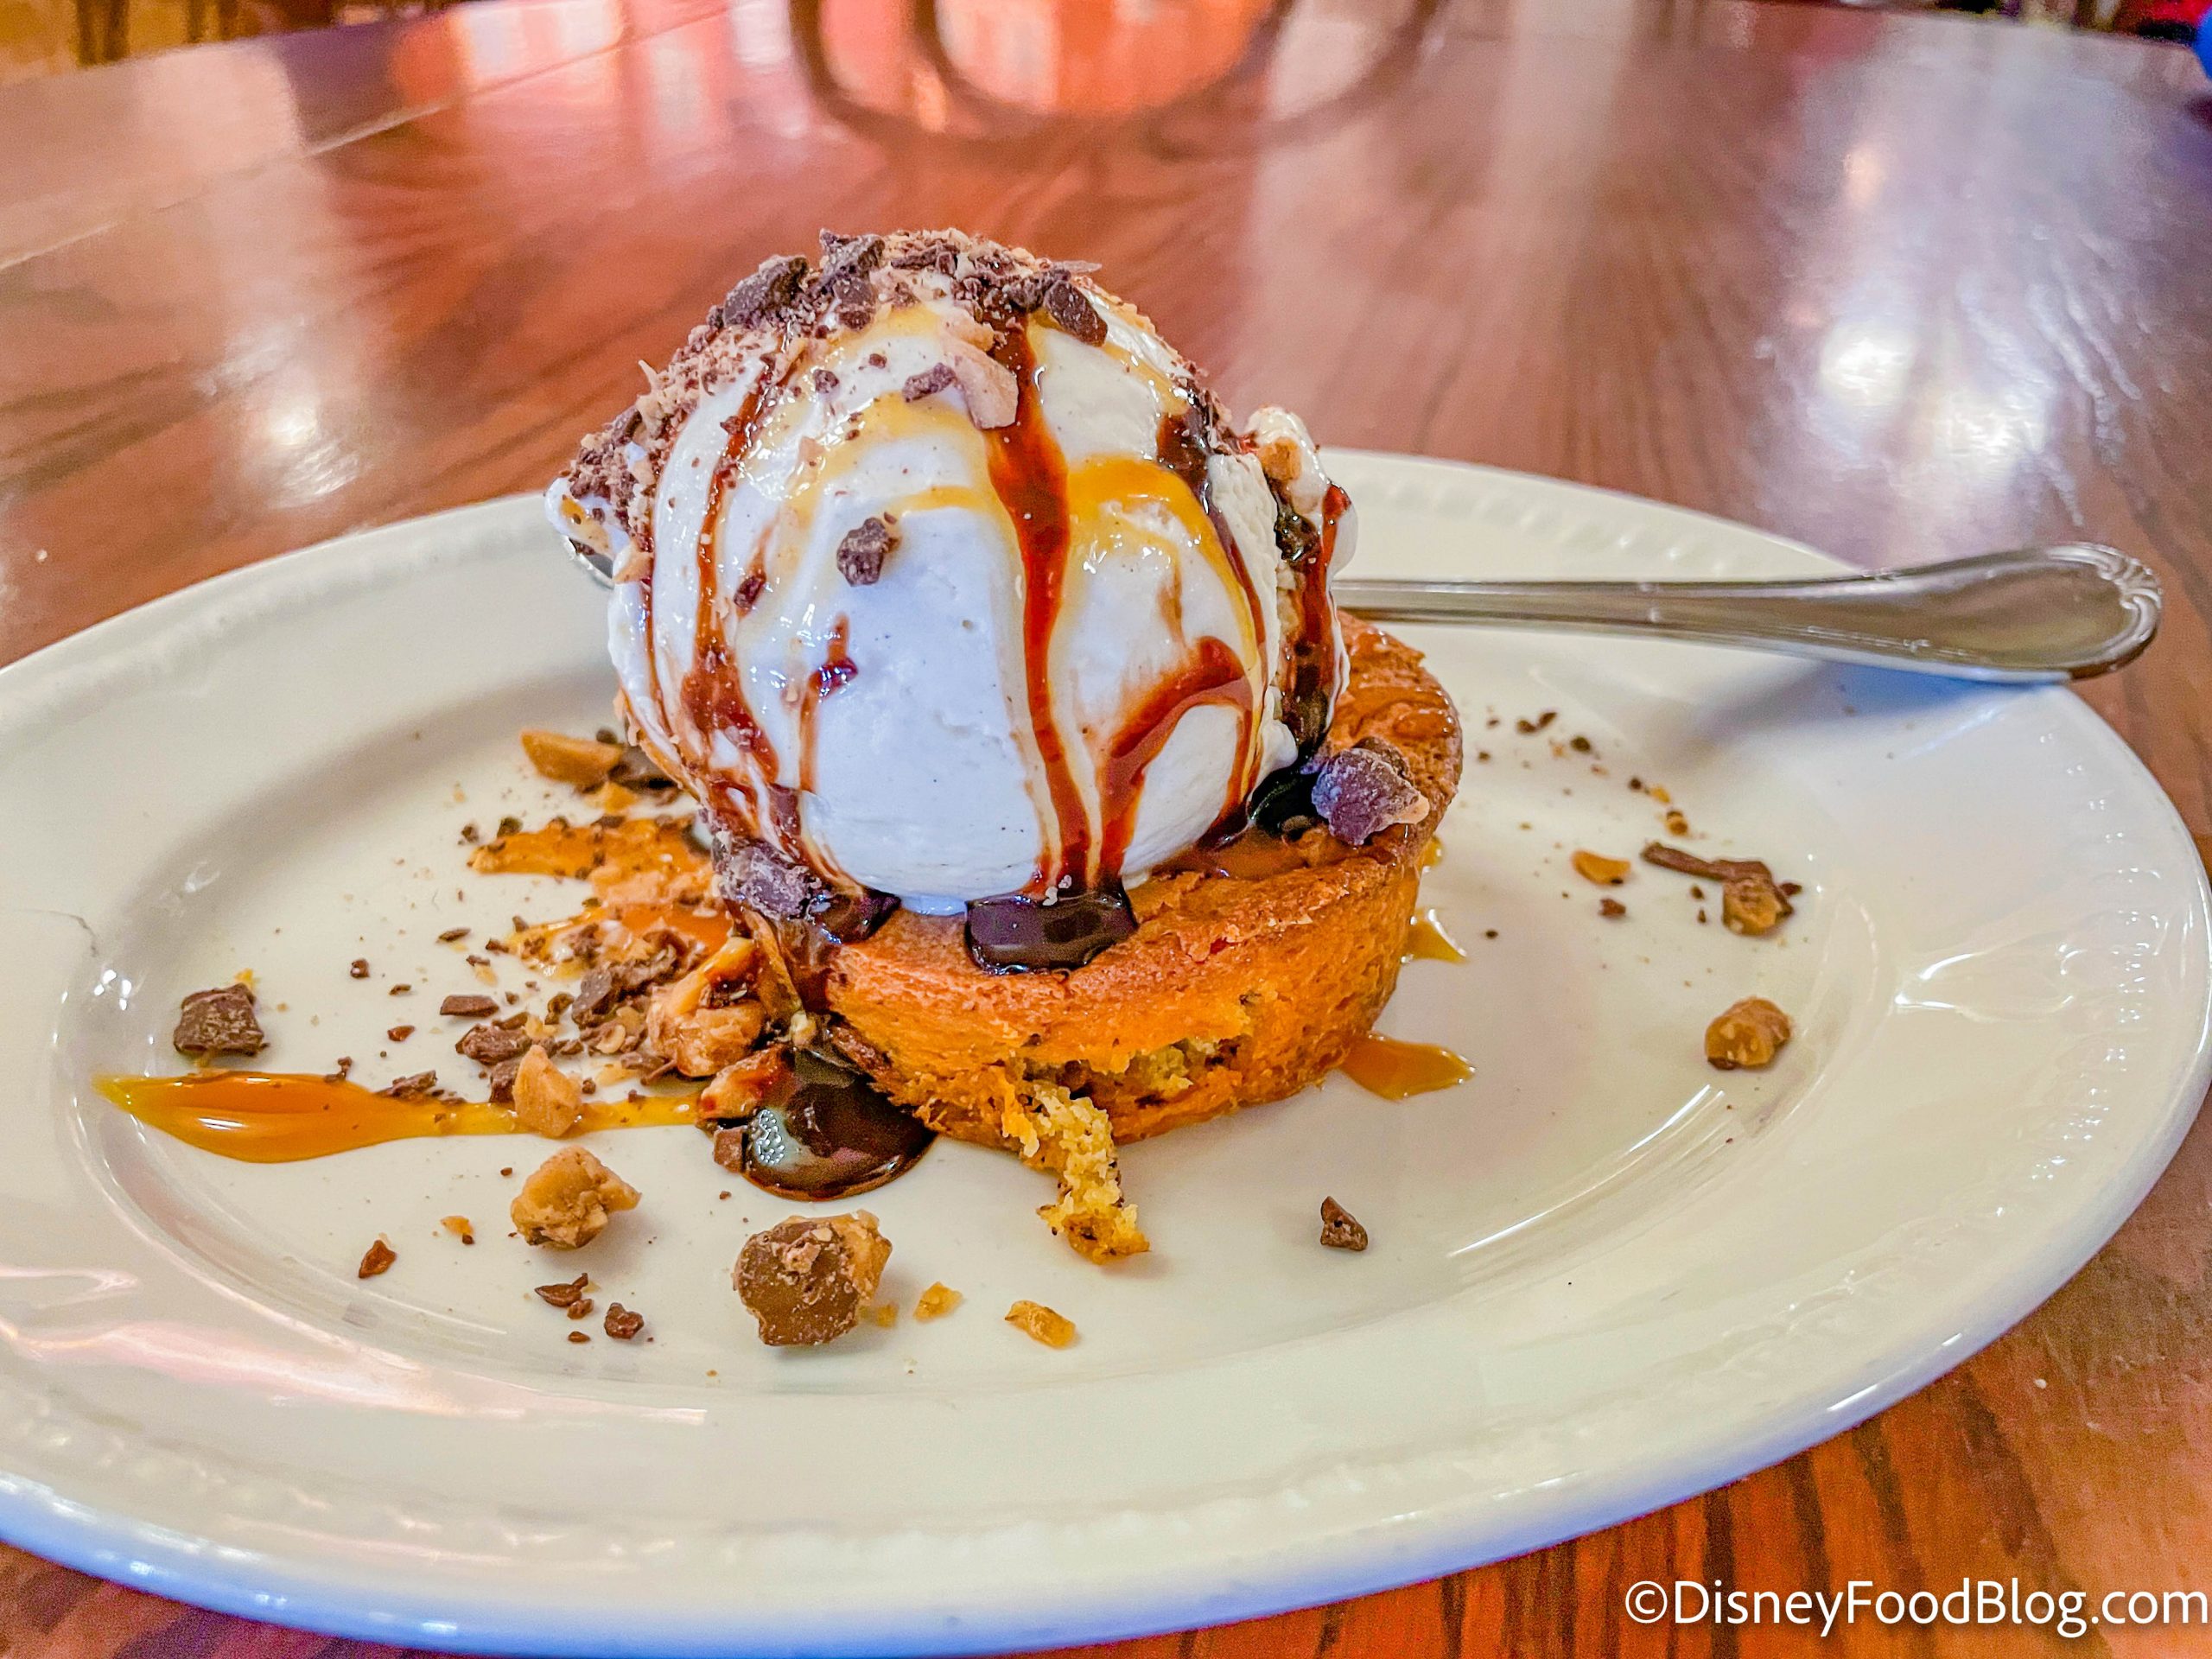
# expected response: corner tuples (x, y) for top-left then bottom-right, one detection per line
(99, 1072), (698, 1163)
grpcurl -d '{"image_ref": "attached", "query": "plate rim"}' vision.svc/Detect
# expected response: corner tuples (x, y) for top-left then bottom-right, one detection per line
(1, 454), (2205, 1656)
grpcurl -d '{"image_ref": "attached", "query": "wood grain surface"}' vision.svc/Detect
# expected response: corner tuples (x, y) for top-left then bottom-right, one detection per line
(4, 1), (2212, 1653)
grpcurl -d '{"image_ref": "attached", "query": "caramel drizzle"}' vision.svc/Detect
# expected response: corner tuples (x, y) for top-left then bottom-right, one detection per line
(981, 323), (1091, 893)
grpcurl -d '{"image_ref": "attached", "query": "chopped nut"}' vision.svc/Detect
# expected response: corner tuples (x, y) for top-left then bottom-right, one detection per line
(357, 1237), (396, 1278)
(1319, 1197), (1368, 1251)
(521, 729), (625, 788)
(567, 1297), (594, 1319)
(534, 1272), (590, 1308)
(604, 1302), (645, 1340)
(440, 1215), (475, 1245)
(1004, 1300), (1077, 1349)
(173, 983), (266, 1057)
(512, 1045), (584, 1137)
(734, 1212), (891, 1347)
(386, 1024), (415, 1042)
(441, 993), (499, 1018)
(1571, 849), (1630, 886)
(567, 1331), (590, 1344)
(348, 958), (370, 978)
(1706, 996), (1792, 1070)
(511, 1147), (639, 1249)
(913, 1283), (963, 1322)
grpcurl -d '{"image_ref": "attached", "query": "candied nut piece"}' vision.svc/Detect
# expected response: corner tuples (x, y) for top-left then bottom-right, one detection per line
(913, 1283), (963, 1322)
(511, 1147), (639, 1249)
(734, 1212), (891, 1347)
(1706, 997), (1792, 1071)
(604, 1302), (645, 1340)
(1004, 1300), (1077, 1349)
(646, 936), (768, 1078)
(1309, 739), (1430, 846)
(357, 1237), (396, 1278)
(1319, 1197), (1369, 1252)
(699, 1048), (796, 1127)
(173, 983), (265, 1057)
(1641, 842), (1796, 937)
(521, 729), (625, 788)
(512, 1046), (583, 1137)
(1571, 849), (1630, 886)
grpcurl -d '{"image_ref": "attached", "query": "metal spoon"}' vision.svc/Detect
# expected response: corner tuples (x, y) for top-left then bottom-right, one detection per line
(566, 540), (2159, 684)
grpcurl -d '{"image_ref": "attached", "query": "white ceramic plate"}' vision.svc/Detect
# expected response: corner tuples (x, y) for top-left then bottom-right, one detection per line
(0, 454), (2203, 1656)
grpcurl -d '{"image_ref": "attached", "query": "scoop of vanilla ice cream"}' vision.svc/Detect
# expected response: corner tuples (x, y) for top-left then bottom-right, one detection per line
(549, 230), (1351, 914)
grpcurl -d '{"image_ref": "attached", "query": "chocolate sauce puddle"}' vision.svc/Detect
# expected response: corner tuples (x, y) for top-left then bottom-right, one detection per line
(965, 887), (1136, 972)
(716, 1048), (933, 1200)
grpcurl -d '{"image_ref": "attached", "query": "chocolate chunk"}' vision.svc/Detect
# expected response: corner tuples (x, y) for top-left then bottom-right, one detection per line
(357, 1238), (397, 1278)
(902, 363), (957, 401)
(810, 368), (839, 394)
(965, 888), (1135, 972)
(535, 1273), (589, 1308)
(709, 827), (821, 920)
(172, 983), (265, 1057)
(1308, 740), (1431, 846)
(720, 255), (808, 328)
(1040, 275), (1107, 345)
(891, 239), (959, 275)
(380, 1071), (438, 1097)
(441, 994), (499, 1018)
(734, 1211), (891, 1347)
(568, 967), (620, 1024)
(457, 1022), (532, 1065)
(836, 516), (896, 586)
(607, 746), (674, 791)
(1319, 1197), (1368, 1252)
(487, 1057), (521, 1103)
(604, 1302), (645, 1340)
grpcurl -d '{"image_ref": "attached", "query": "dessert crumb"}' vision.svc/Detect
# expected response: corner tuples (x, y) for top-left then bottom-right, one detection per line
(357, 1237), (397, 1278)
(605, 1302), (645, 1339)
(512, 1147), (639, 1249)
(1319, 1197), (1369, 1252)
(348, 959), (369, 979)
(1005, 1300), (1077, 1348)
(1570, 849), (1630, 886)
(1599, 898), (1627, 918)
(173, 984), (264, 1057)
(440, 1215), (475, 1245)
(913, 1283), (963, 1322)
(535, 1274), (589, 1308)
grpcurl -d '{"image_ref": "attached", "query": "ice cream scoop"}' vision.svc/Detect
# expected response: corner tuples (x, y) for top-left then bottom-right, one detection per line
(547, 230), (1350, 925)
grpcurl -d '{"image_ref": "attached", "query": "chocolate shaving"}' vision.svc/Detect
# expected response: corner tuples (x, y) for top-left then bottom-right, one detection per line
(810, 368), (840, 394)
(172, 983), (265, 1057)
(568, 967), (620, 1025)
(709, 825), (821, 920)
(441, 994), (499, 1018)
(1319, 1197), (1368, 1252)
(717, 255), (808, 329)
(1308, 740), (1430, 847)
(380, 1071), (438, 1098)
(836, 515), (897, 586)
(487, 1057), (521, 1103)
(902, 363), (957, 401)
(1039, 275), (1107, 345)
(534, 1273), (589, 1308)
(457, 1022), (532, 1065)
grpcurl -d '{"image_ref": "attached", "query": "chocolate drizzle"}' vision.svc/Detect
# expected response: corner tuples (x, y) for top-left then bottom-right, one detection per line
(979, 323), (1091, 894)
(1096, 636), (1252, 877)
(1282, 483), (1351, 752)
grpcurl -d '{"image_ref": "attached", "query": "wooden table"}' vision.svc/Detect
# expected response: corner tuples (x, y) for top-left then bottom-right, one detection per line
(4, 1), (2211, 1653)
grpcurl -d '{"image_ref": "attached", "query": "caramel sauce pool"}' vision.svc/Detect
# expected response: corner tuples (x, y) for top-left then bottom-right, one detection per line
(1336, 1033), (1472, 1100)
(98, 1071), (697, 1163)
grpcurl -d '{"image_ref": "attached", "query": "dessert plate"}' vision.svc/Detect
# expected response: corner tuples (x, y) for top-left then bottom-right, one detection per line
(0, 454), (2204, 1656)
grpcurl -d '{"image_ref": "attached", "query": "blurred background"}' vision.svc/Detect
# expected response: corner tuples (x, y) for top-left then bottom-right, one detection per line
(4, 0), (2205, 87)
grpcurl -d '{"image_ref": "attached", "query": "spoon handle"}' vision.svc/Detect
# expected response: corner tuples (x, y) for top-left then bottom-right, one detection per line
(1334, 544), (2161, 683)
